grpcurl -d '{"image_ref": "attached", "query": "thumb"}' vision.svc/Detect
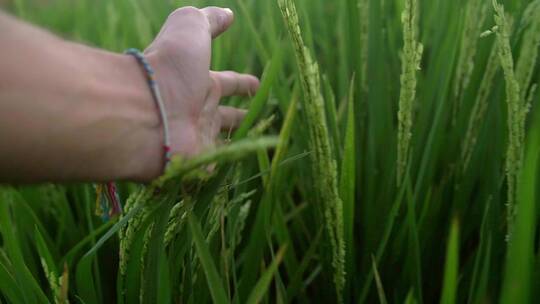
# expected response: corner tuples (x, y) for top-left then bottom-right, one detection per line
(201, 7), (235, 39)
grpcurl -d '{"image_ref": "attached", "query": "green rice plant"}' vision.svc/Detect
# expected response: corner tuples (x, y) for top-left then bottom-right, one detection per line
(371, 255), (387, 304)
(118, 189), (154, 288)
(340, 77), (356, 298)
(397, 0), (423, 186)
(500, 91), (540, 304)
(138, 220), (155, 302)
(359, 0), (370, 92)
(156, 137), (279, 184)
(278, 0), (345, 301)
(461, 43), (500, 172)
(35, 227), (69, 304)
(515, 1), (540, 102)
(0, 188), (50, 304)
(188, 211), (229, 304)
(3, 0), (540, 303)
(492, 0), (527, 240)
(440, 219), (459, 304)
(163, 200), (188, 246)
(40, 260), (61, 303)
(245, 245), (287, 304)
(452, 0), (488, 124)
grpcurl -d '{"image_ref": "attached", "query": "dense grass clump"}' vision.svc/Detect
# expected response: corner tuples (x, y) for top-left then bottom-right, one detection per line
(1, 0), (540, 303)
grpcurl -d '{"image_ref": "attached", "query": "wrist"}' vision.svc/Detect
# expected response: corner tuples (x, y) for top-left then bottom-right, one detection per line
(112, 53), (165, 181)
(75, 43), (165, 182)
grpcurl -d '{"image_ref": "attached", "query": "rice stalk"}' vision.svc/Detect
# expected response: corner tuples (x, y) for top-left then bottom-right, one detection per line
(515, 1), (540, 102)
(397, 0), (423, 186)
(118, 187), (145, 240)
(278, 0), (345, 301)
(154, 136), (279, 186)
(233, 200), (252, 248)
(40, 258), (63, 304)
(117, 137), (277, 299)
(452, 0), (488, 124)
(492, 0), (527, 240)
(517, 0), (540, 36)
(118, 188), (158, 302)
(57, 265), (69, 304)
(206, 194), (227, 242)
(371, 255), (388, 304)
(359, 0), (370, 91)
(461, 43), (500, 172)
(139, 222), (154, 303)
(164, 200), (187, 246)
(118, 188), (153, 277)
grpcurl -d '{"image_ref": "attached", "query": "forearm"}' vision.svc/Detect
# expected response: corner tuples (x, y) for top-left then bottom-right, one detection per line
(0, 12), (162, 182)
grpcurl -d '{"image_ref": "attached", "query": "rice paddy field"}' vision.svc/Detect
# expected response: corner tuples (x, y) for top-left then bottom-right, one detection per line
(1, 0), (540, 303)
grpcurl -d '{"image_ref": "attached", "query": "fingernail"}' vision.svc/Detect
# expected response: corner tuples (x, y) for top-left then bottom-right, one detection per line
(252, 77), (261, 91)
(223, 8), (233, 17)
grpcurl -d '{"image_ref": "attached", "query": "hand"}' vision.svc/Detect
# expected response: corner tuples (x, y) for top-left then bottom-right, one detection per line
(0, 7), (257, 182)
(144, 7), (260, 160)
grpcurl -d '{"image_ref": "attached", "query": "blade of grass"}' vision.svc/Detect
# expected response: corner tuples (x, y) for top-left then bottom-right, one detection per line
(34, 226), (60, 301)
(466, 200), (491, 304)
(440, 219), (460, 304)
(358, 160), (411, 302)
(340, 76), (356, 300)
(187, 211), (229, 304)
(0, 189), (49, 304)
(406, 178), (423, 304)
(371, 255), (388, 304)
(233, 45), (284, 141)
(245, 245), (287, 304)
(236, 86), (299, 302)
(142, 199), (174, 303)
(235, 0), (270, 62)
(0, 257), (26, 304)
(60, 221), (114, 267)
(75, 203), (143, 303)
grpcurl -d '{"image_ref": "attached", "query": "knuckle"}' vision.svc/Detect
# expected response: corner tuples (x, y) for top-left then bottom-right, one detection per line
(166, 7), (210, 37)
(168, 6), (205, 22)
(210, 76), (222, 95)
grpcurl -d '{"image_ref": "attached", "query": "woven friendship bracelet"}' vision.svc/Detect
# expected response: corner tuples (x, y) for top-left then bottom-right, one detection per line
(125, 48), (172, 164)
(95, 183), (122, 222)
(95, 49), (172, 221)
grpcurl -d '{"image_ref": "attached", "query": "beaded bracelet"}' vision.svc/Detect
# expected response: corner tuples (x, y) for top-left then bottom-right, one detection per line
(95, 48), (172, 221)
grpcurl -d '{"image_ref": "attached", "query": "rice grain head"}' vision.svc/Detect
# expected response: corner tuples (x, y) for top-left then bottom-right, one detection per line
(278, 0), (346, 301)
(397, 0), (423, 186)
(492, 0), (526, 241)
(164, 200), (187, 246)
(40, 258), (63, 304)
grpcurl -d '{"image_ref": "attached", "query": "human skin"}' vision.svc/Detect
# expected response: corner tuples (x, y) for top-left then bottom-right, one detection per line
(0, 7), (259, 183)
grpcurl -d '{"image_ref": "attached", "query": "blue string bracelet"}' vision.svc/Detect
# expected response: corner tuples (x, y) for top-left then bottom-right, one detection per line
(125, 48), (172, 164)
(95, 48), (172, 221)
